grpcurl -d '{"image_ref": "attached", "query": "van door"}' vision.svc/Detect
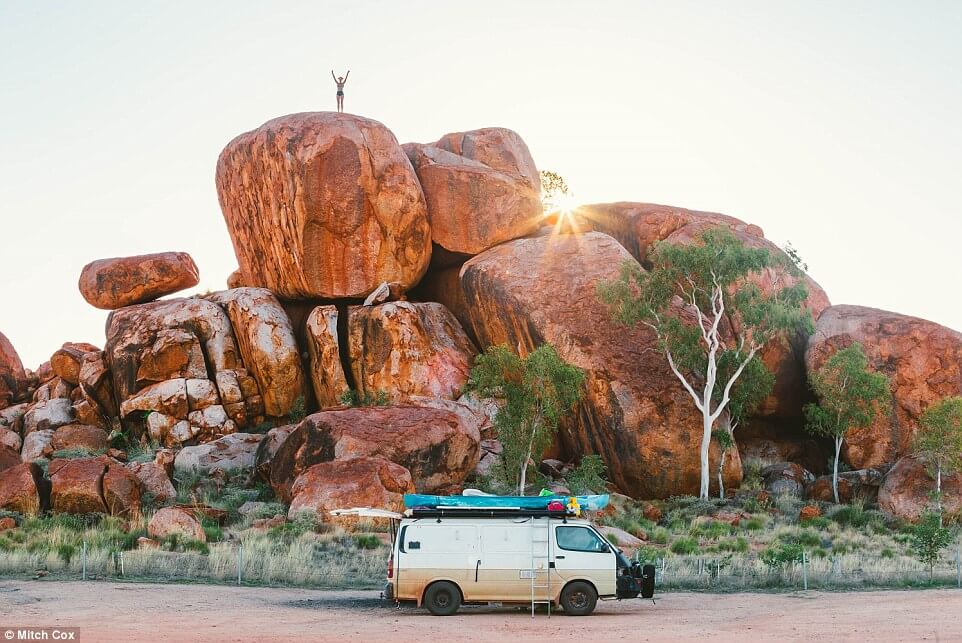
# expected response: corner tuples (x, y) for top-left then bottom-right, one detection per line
(551, 524), (617, 597)
(476, 521), (545, 602)
(396, 522), (478, 602)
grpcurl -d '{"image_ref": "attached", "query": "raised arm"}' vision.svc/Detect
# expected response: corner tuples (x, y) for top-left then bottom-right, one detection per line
(344, 70), (350, 81)
(331, 70), (336, 81)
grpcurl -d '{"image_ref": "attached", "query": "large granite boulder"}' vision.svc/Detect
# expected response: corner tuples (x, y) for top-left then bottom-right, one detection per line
(878, 456), (962, 522)
(348, 302), (476, 402)
(0, 462), (48, 514)
(216, 112), (431, 299)
(50, 342), (100, 386)
(806, 305), (962, 469)
(288, 456), (414, 520)
(148, 507), (206, 542)
(204, 288), (304, 417)
(404, 127), (541, 255)
(50, 424), (109, 453)
(125, 461), (176, 503)
(304, 305), (349, 408)
(78, 252), (199, 310)
(0, 331), (27, 409)
(460, 231), (741, 498)
(23, 398), (75, 434)
(270, 405), (480, 502)
(174, 432), (264, 475)
(253, 423), (297, 481)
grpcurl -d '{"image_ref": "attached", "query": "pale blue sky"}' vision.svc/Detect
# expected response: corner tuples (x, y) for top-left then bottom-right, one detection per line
(1, 1), (960, 368)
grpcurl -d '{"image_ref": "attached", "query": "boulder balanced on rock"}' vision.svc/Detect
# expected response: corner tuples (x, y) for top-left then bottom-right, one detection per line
(78, 251), (199, 310)
(216, 112), (431, 299)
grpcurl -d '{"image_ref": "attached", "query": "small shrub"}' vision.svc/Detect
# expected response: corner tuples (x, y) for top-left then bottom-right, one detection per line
(56, 543), (76, 563)
(669, 537), (699, 555)
(689, 520), (734, 540)
(742, 517), (766, 532)
(352, 534), (382, 550)
(201, 517), (223, 543)
(51, 447), (105, 459)
(880, 547), (897, 559)
(634, 545), (663, 562)
(566, 454), (608, 495)
(715, 536), (749, 553)
(760, 542), (803, 569)
(911, 511), (953, 578)
(288, 395), (308, 422)
(338, 389), (389, 408)
(650, 527), (670, 545)
(741, 458), (765, 490)
(801, 516), (831, 530)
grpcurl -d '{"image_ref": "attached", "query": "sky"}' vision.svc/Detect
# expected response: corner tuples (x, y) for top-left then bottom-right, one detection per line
(1, 0), (960, 369)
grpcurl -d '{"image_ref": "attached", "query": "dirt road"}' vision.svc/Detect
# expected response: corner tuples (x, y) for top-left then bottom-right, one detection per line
(1, 581), (960, 641)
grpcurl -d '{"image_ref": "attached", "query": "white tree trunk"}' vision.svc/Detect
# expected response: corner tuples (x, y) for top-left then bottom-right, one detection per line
(700, 412), (712, 499)
(937, 463), (943, 528)
(519, 438), (533, 496)
(718, 451), (726, 500)
(833, 437), (842, 504)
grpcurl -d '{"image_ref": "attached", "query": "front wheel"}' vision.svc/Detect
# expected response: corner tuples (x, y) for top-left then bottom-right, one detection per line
(424, 581), (461, 616)
(560, 581), (597, 616)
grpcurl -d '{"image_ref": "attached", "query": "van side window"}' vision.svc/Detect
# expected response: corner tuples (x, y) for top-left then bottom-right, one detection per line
(556, 526), (609, 553)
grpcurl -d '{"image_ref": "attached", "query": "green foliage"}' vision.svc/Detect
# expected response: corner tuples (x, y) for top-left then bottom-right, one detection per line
(201, 517), (223, 543)
(804, 343), (890, 442)
(910, 511), (953, 578)
(352, 534), (383, 550)
(782, 241), (808, 272)
(288, 395), (307, 423)
(914, 396), (962, 495)
(540, 170), (570, 212)
(126, 439), (159, 464)
(598, 226), (813, 497)
(160, 533), (210, 555)
(250, 421), (274, 434)
(338, 389), (390, 408)
(760, 542), (803, 569)
(689, 520), (735, 539)
(467, 343), (585, 494)
(669, 536), (700, 555)
(565, 454), (608, 494)
(51, 447), (106, 459)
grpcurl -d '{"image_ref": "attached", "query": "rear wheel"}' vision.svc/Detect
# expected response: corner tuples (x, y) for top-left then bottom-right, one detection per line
(424, 581), (461, 616)
(560, 581), (597, 616)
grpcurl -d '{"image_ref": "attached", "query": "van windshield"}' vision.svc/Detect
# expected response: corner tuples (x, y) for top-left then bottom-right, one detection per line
(556, 526), (610, 553)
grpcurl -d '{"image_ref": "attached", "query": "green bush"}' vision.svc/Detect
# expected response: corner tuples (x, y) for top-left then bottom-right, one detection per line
(669, 537), (699, 555)
(650, 527), (670, 545)
(338, 389), (389, 408)
(760, 542), (803, 569)
(352, 534), (382, 550)
(742, 517), (767, 532)
(911, 512), (953, 578)
(689, 520), (734, 539)
(566, 454), (608, 495)
(288, 395), (308, 422)
(715, 536), (749, 553)
(201, 517), (223, 543)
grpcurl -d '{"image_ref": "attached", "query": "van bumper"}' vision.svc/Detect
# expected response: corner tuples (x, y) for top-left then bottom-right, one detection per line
(383, 581), (395, 601)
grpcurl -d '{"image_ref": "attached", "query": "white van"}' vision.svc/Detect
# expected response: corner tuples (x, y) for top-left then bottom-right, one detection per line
(380, 507), (655, 616)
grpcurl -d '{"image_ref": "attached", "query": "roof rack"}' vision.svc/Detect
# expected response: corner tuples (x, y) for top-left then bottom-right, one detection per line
(406, 506), (575, 519)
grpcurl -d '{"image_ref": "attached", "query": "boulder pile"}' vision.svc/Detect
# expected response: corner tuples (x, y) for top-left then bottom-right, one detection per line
(0, 111), (958, 523)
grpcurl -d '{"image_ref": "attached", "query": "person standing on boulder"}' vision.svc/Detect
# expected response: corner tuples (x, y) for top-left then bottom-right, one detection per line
(332, 70), (349, 112)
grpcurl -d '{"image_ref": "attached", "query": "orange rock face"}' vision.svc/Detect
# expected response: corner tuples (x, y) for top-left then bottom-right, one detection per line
(404, 127), (541, 255)
(288, 456), (414, 520)
(50, 424), (109, 453)
(577, 202), (765, 267)
(878, 456), (962, 522)
(50, 342), (100, 386)
(460, 232), (741, 499)
(216, 112), (431, 299)
(0, 331), (27, 409)
(125, 461), (176, 503)
(0, 462), (47, 514)
(48, 456), (110, 514)
(270, 405), (481, 501)
(148, 506), (206, 542)
(806, 305), (962, 469)
(304, 306), (349, 408)
(348, 302), (476, 402)
(205, 288), (306, 417)
(78, 252), (199, 310)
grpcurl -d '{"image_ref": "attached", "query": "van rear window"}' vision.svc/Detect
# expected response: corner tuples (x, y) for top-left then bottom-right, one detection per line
(556, 526), (609, 553)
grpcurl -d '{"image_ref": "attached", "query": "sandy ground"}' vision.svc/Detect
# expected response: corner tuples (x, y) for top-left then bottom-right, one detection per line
(1, 581), (961, 642)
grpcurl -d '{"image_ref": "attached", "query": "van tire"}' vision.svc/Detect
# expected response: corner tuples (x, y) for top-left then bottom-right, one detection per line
(424, 581), (461, 616)
(560, 581), (597, 616)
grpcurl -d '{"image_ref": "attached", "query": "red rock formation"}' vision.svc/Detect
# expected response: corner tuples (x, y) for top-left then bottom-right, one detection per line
(0, 331), (26, 409)
(0, 462), (48, 514)
(576, 202), (764, 267)
(173, 432), (264, 475)
(806, 305), (962, 469)
(878, 456), (962, 522)
(78, 252), (199, 310)
(148, 507), (206, 542)
(50, 342), (100, 385)
(460, 231), (741, 499)
(348, 302), (476, 402)
(216, 112), (431, 299)
(253, 423), (296, 482)
(50, 424), (109, 453)
(304, 306), (349, 408)
(48, 456), (110, 514)
(404, 127), (541, 255)
(102, 461), (142, 518)
(78, 352), (117, 418)
(270, 405), (480, 501)
(0, 444), (20, 473)
(205, 288), (305, 417)
(125, 461), (176, 503)
(288, 456), (414, 520)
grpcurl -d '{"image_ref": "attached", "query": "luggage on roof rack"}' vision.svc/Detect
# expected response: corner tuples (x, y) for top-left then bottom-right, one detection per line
(406, 506), (575, 519)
